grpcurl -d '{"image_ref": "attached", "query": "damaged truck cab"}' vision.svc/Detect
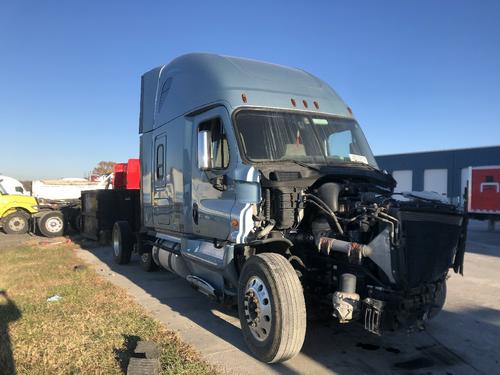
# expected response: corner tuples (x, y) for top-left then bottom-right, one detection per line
(113, 53), (467, 363)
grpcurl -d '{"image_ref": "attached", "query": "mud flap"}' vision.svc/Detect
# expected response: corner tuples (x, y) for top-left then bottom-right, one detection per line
(453, 218), (467, 275)
(453, 188), (469, 275)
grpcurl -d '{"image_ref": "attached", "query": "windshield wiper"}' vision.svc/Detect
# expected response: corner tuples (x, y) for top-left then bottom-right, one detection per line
(279, 159), (321, 172)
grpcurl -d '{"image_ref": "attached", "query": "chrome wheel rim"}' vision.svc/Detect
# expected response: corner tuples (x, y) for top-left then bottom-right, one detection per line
(45, 217), (63, 233)
(113, 228), (120, 257)
(8, 216), (26, 232)
(244, 276), (272, 342)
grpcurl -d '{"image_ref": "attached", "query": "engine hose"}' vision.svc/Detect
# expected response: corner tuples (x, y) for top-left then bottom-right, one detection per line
(378, 211), (400, 241)
(288, 255), (306, 269)
(306, 199), (345, 235)
(317, 237), (372, 263)
(373, 215), (398, 246)
(306, 194), (344, 235)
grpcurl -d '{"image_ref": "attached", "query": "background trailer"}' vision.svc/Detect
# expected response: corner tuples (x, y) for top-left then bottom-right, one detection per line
(376, 145), (500, 201)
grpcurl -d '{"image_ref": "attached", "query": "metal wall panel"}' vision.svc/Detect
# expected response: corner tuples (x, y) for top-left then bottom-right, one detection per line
(392, 170), (413, 192)
(424, 169), (448, 196)
(461, 167), (469, 199)
(376, 146), (500, 199)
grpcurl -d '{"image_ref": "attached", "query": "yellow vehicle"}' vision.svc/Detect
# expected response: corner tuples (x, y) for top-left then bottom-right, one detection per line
(0, 185), (65, 237)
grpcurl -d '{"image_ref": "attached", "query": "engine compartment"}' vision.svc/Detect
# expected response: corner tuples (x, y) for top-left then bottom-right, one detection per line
(250, 166), (466, 333)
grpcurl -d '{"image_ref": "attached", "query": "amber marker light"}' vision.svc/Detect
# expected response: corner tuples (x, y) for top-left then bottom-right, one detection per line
(302, 100), (308, 108)
(291, 98), (296, 107)
(241, 93), (248, 103)
(313, 101), (320, 109)
(231, 219), (239, 227)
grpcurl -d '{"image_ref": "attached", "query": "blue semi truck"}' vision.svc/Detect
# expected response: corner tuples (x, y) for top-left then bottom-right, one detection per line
(112, 53), (467, 363)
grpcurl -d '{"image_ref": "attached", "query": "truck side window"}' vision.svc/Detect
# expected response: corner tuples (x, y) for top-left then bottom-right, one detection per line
(15, 186), (24, 193)
(156, 144), (165, 180)
(199, 118), (229, 169)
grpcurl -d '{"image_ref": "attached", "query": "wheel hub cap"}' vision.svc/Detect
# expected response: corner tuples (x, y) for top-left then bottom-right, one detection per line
(244, 276), (272, 341)
(45, 217), (63, 233)
(9, 217), (26, 231)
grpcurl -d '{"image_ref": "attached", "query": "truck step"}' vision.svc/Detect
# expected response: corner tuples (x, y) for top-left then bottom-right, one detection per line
(186, 275), (216, 298)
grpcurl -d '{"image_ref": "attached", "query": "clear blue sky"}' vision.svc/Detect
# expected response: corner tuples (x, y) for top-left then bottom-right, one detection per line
(1, 0), (499, 180)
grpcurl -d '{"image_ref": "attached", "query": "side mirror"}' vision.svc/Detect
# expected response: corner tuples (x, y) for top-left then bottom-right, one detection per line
(198, 130), (212, 170)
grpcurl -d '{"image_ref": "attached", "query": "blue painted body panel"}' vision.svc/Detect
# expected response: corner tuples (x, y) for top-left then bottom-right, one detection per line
(139, 53), (360, 294)
(139, 53), (352, 134)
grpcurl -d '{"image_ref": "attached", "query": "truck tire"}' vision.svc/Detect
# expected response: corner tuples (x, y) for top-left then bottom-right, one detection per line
(238, 253), (306, 363)
(2, 211), (30, 234)
(428, 280), (447, 319)
(38, 211), (65, 237)
(112, 221), (133, 265)
(74, 213), (82, 233)
(140, 245), (157, 272)
(98, 229), (111, 245)
(68, 210), (81, 232)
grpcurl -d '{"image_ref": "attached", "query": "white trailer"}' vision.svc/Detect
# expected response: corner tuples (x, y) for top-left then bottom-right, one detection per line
(32, 176), (111, 201)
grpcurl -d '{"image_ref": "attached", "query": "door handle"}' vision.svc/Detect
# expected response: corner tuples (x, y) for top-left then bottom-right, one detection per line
(192, 202), (199, 225)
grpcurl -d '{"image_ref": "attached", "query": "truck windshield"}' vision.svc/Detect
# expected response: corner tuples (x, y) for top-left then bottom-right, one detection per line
(234, 110), (378, 168)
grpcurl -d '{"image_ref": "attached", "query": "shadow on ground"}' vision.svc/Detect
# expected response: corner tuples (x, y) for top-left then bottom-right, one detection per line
(0, 290), (22, 375)
(113, 334), (141, 372)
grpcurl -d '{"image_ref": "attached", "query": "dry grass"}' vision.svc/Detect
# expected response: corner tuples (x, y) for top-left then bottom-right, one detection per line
(0, 240), (214, 375)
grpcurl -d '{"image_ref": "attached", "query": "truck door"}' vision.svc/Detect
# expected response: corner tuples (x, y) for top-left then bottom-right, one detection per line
(191, 107), (235, 240)
(152, 133), (171, 229)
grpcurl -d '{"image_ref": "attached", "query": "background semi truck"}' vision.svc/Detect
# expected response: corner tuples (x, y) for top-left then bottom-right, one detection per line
(0, 176), (65, 237)
(0, 158), (141, 238)
(107, 53), (467, 363)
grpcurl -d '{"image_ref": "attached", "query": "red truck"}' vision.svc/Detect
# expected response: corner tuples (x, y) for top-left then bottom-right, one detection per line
(467, 166), (500, 231)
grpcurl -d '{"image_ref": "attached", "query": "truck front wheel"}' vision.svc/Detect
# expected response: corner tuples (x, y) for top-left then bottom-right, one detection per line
(112, 221), (133, 264)
(3, 211), (30, 234)
(238, 253), (307, 363)
(38, 211), (64, 237)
